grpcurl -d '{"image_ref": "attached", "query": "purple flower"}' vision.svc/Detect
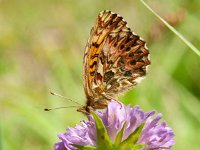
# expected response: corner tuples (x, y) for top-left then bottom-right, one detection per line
(54, 100), (175, 150)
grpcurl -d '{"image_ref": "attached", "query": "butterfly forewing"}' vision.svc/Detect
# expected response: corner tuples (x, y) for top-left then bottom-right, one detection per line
(81, 10), (150, 113)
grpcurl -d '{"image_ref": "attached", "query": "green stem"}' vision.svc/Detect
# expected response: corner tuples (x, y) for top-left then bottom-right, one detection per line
(140, 0), (200, 56)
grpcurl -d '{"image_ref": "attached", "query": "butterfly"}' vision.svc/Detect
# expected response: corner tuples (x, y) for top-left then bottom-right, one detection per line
(77, 10), (150, 114)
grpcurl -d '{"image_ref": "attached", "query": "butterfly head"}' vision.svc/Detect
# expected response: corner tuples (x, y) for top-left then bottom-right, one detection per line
(77, 106), (93, 115)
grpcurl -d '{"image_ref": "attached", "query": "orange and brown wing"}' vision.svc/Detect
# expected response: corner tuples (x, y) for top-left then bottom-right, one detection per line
(83, 10), (121, 100)
(83, 10), (150, 106)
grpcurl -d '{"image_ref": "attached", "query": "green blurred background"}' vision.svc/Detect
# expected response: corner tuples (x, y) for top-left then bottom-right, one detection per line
(0, 0), (199, 149)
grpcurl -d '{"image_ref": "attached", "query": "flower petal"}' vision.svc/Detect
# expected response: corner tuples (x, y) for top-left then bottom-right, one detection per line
(54, 100), (175, 150)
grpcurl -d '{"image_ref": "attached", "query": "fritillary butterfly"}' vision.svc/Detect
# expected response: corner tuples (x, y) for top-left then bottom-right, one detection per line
(77, 10), (150, 114)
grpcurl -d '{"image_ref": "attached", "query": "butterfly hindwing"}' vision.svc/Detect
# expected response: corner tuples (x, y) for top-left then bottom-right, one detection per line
(82, 10), (150, 111)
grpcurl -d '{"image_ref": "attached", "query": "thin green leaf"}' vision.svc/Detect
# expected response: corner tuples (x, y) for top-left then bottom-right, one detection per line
(91, 111), (114, 150)
(71, 144), (96, 150)
(118, 123), (145, 149)
(114, 122), (126, 145)
(140, 0), (200, 56)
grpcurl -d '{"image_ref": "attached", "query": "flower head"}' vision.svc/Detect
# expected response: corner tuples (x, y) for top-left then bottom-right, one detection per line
(55, 100), (175, 150)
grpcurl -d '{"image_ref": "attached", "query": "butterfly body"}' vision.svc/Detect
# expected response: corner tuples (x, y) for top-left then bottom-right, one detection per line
(77, 10), (150, 115)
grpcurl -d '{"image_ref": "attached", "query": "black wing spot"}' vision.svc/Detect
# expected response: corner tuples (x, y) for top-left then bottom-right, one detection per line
(124, 70), (132, 76)
(114, 43), (117, 47)
(92, 42), (99, 48)
(107, 60), (114, 64)
(131, 41), (137, 47)
(91, 54), (99, 59)
(100, 56), (105, 64)
(104, 70), (115, 82)
(130, 60), (136, 65)
(126, 47), (131, 51)
(90, 61), (98, 68)
(128, 52), (134, 57)
(125, 35), (132, 43)
(118, 16), (123, 20)
(90, 71), (95, 76)
(119, 59), (125, 65)
(120, 44), (125, 50)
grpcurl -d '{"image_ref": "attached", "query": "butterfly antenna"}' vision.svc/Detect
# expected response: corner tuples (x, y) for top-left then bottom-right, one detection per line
(50, 91), (83, 106)
(44, 106), (79, 111)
